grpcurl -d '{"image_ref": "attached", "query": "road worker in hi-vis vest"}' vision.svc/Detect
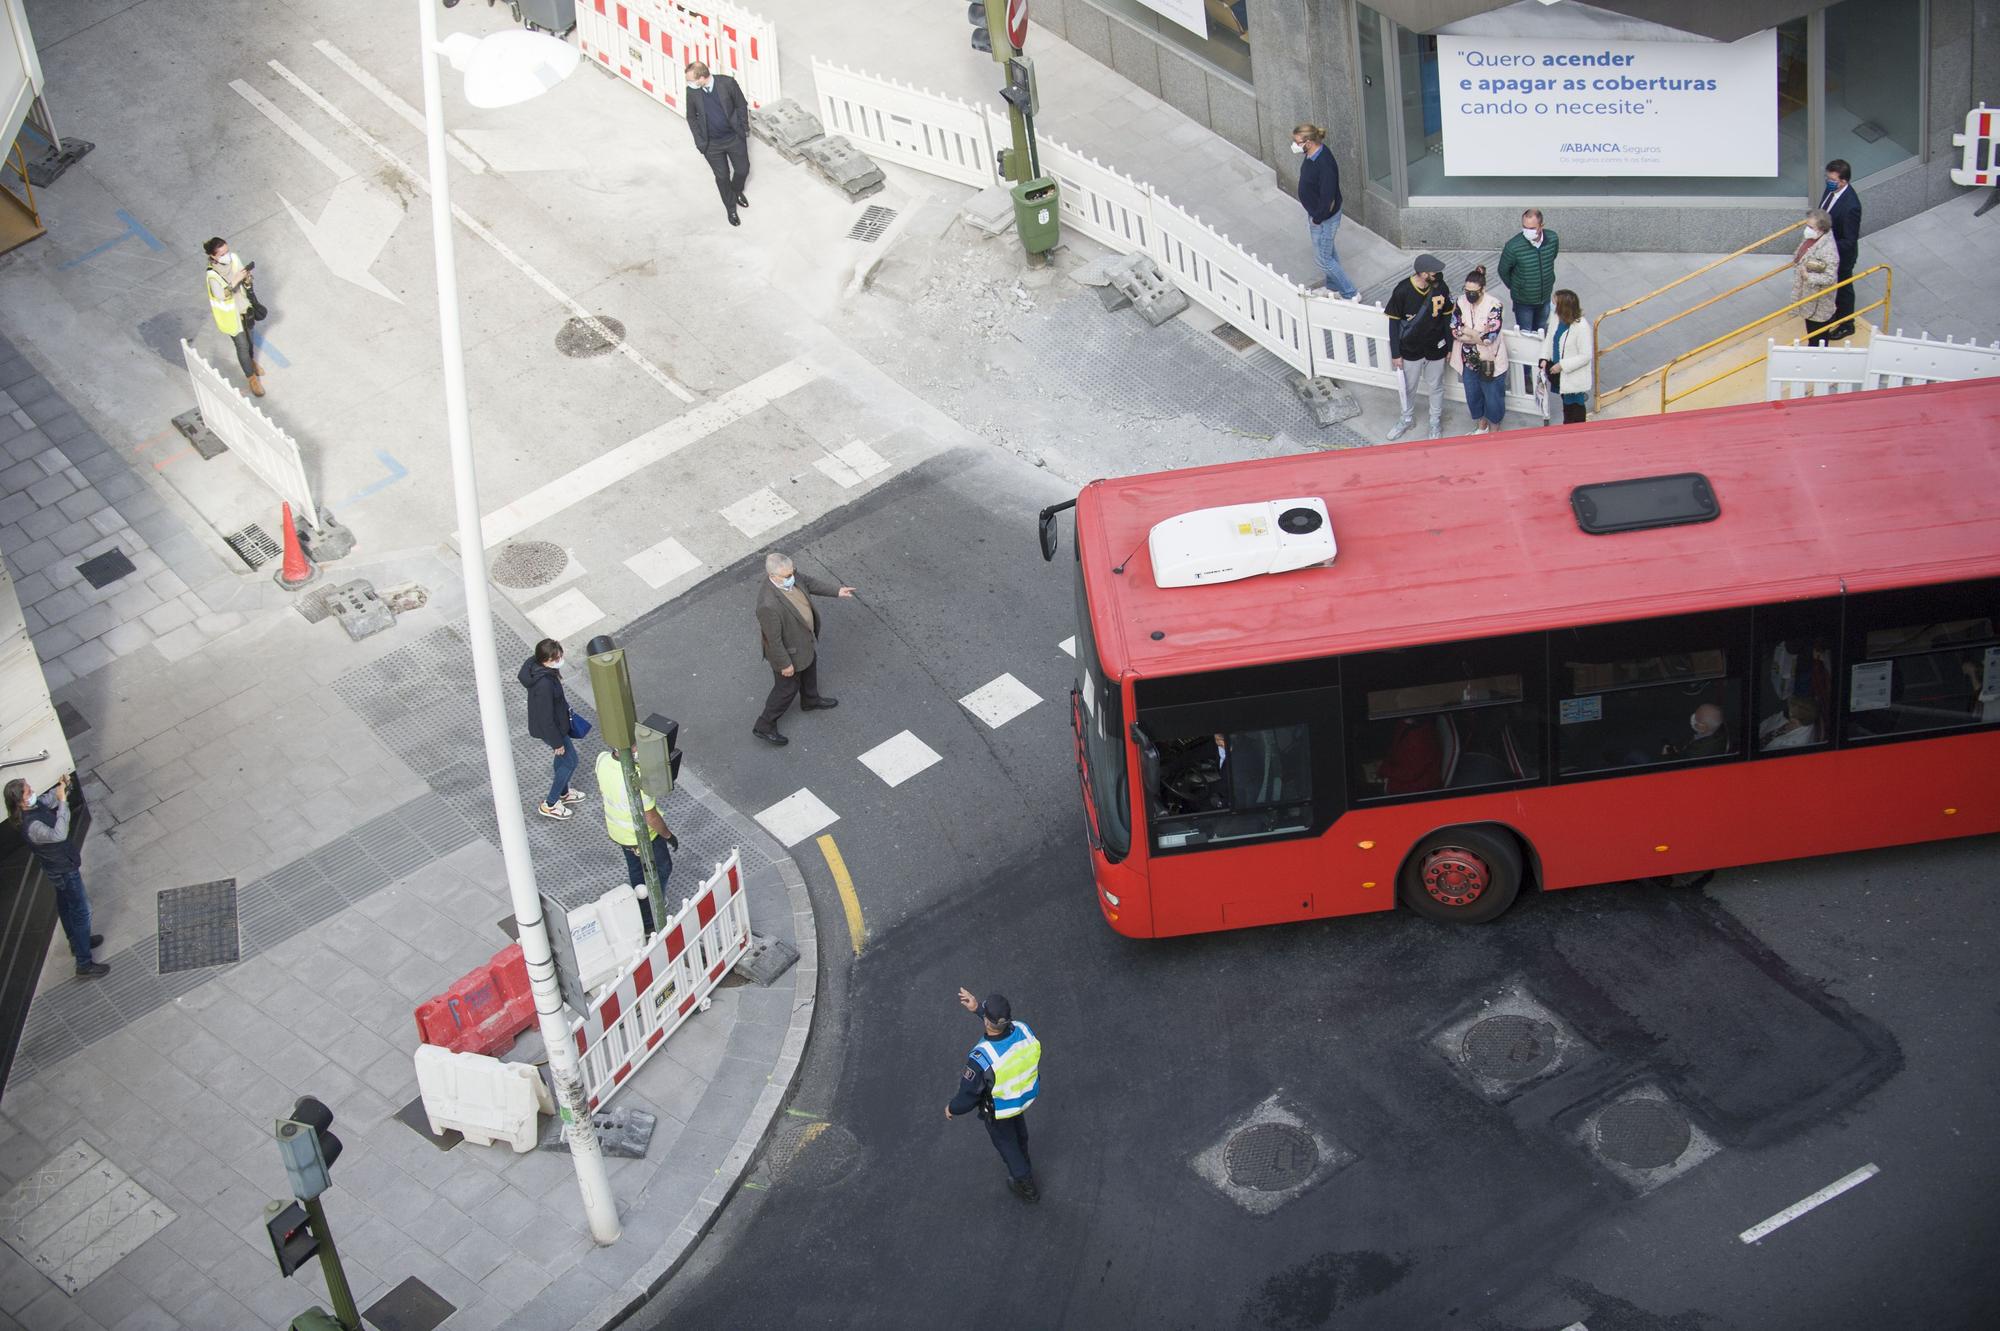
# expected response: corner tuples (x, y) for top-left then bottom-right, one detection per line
(945, 987), (1043, 1202)
(202, 236), (264, 397)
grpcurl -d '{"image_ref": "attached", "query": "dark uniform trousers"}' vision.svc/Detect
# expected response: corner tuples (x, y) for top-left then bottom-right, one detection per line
(984, 1111), (1032, 1182)
(755, 660), (822, 731)
(704, 138), (750, 209)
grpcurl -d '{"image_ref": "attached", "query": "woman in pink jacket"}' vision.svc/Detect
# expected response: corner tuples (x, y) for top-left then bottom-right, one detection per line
(1450, 265), (1508, 434)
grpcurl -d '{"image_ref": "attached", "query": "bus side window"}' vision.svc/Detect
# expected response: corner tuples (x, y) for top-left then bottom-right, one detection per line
(1553, 609), (1748, 776)
(1842, 579), (2000, 742)
(1752, 598), (1840, 756)
(1346, 632), (1543, 803)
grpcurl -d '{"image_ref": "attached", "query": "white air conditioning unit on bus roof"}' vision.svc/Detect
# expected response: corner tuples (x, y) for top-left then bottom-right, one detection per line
(1148, 497), (1336, 588)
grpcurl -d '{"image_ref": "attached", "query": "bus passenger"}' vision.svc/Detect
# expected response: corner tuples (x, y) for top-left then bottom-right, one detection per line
(1759, 697), (1822, 750)
(1662, 703), (1730, 760)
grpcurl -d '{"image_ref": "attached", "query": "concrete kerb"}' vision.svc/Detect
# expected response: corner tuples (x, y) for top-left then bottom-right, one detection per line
(478, 589), (819, 1330)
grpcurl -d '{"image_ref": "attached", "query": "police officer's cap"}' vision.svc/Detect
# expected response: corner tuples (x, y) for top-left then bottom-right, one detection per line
(979, 994), (1011, 1024)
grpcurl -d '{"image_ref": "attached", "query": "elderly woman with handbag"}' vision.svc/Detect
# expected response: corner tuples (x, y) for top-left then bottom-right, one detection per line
(1793, 210), (1841, 346)
(1450, 264), (1508, 434)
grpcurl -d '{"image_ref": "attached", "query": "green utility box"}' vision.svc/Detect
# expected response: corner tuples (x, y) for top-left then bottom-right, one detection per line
(1011, 177), (1061, 255)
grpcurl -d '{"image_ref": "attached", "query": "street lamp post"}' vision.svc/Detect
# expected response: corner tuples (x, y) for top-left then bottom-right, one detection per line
(413, 1), (619, 1245)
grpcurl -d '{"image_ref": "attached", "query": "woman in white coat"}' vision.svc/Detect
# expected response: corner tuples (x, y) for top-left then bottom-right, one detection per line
(1791, 208), (1841, 346)
(1537, 289), (1593, 425)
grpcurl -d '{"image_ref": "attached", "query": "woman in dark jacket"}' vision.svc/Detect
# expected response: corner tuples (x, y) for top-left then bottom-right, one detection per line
(519, 637), (586, 819)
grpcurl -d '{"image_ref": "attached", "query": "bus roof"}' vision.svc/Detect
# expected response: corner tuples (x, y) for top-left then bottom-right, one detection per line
(1078, 378), (2000, 680)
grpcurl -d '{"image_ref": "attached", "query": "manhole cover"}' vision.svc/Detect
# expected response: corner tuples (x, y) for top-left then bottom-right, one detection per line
(225, 523), (281, 571)
(362, 1275), (456, 1331)
(1595, 1098), (1692, 1170)
(555, 315), (625, 358)
(764, 1119), (862, 1187)
(1461, 1014), (1561, 1082)
(76, 548), (136, 590)
(489, 540), (568, 590)
(156, 879), (240, 974)
(1224, 1122), (1319, 1192)
(847, 205), (897, 242)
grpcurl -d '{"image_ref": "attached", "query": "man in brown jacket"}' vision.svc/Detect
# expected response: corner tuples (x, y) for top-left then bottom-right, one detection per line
(753, 551), (855, 746)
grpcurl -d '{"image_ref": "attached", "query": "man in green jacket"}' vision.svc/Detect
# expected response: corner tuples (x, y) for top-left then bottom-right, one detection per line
(1497, 208), (1559, 333)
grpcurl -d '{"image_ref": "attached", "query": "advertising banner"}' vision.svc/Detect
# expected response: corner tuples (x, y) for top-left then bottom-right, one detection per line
(1134, 0), (1207, 40)
(1436, 31), (1777, 177)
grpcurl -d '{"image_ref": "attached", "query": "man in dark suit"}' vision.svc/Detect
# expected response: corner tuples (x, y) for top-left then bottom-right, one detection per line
(1819, 158), (1862, 340)
(686, 60), (751, 227)
(753, 551), (856, 746)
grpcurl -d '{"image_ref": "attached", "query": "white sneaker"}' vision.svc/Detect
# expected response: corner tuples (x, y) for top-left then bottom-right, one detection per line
(1385, 417), (1414, 441)
(560, 788), (587, 804)
(1427, 420), (1443, 439)
(537, 801), (573, 820)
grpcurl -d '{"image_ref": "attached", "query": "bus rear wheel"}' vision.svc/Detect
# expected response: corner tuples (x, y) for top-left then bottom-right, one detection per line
(1399, 826), (1523, 924)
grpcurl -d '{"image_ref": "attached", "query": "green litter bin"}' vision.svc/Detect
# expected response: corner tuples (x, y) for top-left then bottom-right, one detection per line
(1011, 177), (1061, 254)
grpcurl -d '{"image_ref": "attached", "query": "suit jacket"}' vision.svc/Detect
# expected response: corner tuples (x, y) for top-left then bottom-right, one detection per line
(756, 573), (839, 673)
(1820, 183), (1862, 271)
(687, 75), (749, 154)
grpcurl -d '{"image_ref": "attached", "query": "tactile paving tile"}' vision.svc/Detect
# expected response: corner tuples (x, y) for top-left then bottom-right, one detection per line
(154, 879), (240, 974)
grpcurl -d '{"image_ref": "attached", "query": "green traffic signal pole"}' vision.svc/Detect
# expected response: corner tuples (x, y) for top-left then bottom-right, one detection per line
(304, 1196), (360, 1331)
(982, 4), (1033, 183)
(617, 748), (668, 929)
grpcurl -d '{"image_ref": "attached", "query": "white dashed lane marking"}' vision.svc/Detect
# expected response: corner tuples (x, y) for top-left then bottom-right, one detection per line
(1738, 1164), (1879, 1244)
(755, 789), (840, 847)
(721, 487), (798, 539)
(1058, 636), (1076, 657)
(857, 731), (942, 788)
(959, 673), (1042, 729)
(624, 536), (702, 590)
(527, 587), (605, 641)
(813, 441), (891, 489)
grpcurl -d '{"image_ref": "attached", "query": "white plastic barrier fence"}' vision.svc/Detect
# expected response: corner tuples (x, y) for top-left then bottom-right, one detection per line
(1039, 139), (1153, 254)
(414, 1044), (555, 1152)
(1501, 328), (1552, 421)
(1950, 104), (1998, 187)
(570, 849), (751, 1111)
(575, 0), (779, 118)
(1765, 330), (2000, 400)
(817, 62), (994, 188)
(568, 884), (650, 995)
(1148, 189), (1313, 374)
(179, 339), (316, 522)
(1303, 296), (1400, 393)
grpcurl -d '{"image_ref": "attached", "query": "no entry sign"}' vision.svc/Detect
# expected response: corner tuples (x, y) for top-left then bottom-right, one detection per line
(1007, 0), (1029, 51)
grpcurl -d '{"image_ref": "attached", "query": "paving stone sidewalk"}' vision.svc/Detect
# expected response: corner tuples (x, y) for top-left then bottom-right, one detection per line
(0, 339), (817, 1330)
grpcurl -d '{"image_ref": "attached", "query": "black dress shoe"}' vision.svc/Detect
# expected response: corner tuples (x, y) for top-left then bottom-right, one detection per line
(727, 209), (741, 227)
(751, 726), (789, 746)
(75, 961), (109, 979)
(736, 192), (749, 208)
(89, 934), (103, 948)
(801, 697), (839, 711)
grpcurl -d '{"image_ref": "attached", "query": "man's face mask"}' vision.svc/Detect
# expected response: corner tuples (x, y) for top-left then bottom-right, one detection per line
(780, 574), (796, 589)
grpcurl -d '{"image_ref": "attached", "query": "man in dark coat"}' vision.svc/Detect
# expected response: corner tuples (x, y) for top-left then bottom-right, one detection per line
(519, 638), (586, 820)
(686, 59), (751, 226)
(1819, 159), (1863, 339)
(752, 551), (855, 746)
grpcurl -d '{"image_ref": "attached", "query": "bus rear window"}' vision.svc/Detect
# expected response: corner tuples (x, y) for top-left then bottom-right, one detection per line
(1845, 584), (2000, 740)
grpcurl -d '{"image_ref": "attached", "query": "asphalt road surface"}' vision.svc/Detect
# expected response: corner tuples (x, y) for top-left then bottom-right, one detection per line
(619, 445), (2000, 1331)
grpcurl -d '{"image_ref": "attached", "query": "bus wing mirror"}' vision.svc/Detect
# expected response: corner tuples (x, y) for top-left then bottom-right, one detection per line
(1129, 721), (1161, 793)
(1037, 499), (1076, 562)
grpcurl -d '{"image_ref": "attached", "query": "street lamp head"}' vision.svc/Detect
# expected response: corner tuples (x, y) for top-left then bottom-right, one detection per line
(436, 29), (580, 109)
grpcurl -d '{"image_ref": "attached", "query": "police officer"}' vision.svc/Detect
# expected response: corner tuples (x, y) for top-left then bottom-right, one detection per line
(944, 986), (1042, 1202)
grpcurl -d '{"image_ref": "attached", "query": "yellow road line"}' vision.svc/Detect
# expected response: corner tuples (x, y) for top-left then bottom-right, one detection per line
(816, 833), (865, 956)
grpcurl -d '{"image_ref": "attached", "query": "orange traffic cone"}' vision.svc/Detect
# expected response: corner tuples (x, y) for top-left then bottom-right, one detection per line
(274, 502), (319, 590)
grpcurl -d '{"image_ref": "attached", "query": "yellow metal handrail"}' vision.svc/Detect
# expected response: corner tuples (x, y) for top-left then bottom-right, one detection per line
(1657, 264), (1893, 412)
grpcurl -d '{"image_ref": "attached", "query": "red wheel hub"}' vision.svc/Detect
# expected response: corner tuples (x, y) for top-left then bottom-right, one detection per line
(1420, 846), (1490, 907)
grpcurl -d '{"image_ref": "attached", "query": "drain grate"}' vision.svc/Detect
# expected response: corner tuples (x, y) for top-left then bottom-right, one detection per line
(1211, 322), (1256, 352)
(490, 540), (568, 590)
(1594, 1097), (1692, 1170)
(76, 548), (136, 590)
(155, 879), (240, 974)
(847, 205), (897, 243)
(224, 523), (281, 571)
(555, 315), (625, 358)
(1224, 1122), (1319, 1192)
(1461, 1014), (1560, 1083)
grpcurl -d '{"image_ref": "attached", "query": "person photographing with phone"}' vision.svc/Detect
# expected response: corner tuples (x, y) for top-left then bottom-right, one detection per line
(203, 236), (268, 396)
(5, 774), (109, 979)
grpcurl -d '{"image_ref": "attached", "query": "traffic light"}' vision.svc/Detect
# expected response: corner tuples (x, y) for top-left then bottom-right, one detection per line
(275, 1096), (342, 1201)
(1001, 55), (1038, 117)
(265, 1200), (318, 1277)
(586, 646), (639, 751)
(967, 2), (993, 54)
(633, 720), (680, 803)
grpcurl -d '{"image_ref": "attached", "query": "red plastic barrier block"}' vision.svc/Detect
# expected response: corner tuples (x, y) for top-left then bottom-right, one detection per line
(412, 943), (535, 1056)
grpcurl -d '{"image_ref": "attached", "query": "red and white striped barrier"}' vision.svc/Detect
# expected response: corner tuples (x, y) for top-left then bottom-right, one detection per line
(1951, 104), (1998, 187)
(569, 848), (751, 1111)
(575, 0), (780, 119)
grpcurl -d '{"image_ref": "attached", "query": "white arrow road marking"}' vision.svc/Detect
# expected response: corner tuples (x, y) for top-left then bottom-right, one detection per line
(267, 58), (695, 404)
(230, 79), (355, 181)
(311, 39), (485, 174)
(280, 176), (404, 304)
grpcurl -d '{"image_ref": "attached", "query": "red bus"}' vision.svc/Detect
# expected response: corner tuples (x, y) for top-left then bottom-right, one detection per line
(1040, 378), (2000, 938)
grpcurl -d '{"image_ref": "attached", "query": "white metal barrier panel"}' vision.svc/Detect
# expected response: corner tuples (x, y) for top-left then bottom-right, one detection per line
(1038, 138), (1153, 255)
(569, 849), (751, 1111)
(816, 60), (995, 189)
(576, 0), (779, 118)
(1147, 190), (1312, 374)
(1765, 331), (2000, 400)
(179, 338), (316, 521)
(1950, 104), (1998, 187)
(1303, 296), (1399, 392)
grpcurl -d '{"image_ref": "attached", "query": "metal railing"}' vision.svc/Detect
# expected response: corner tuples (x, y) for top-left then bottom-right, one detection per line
(1593, 220), (1805, 408)
(1657, 265), (1893, 413)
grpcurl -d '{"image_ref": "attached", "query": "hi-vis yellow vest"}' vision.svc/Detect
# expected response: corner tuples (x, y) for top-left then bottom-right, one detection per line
(206, 264), (245, 336)
(972, 1021), (1041, 1119)
(595, 751), (657, 847)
